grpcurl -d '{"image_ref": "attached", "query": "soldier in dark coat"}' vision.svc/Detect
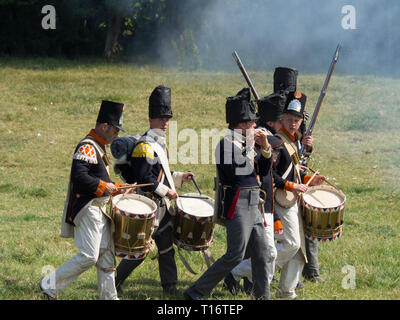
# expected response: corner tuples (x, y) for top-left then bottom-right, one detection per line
(40, 100), (127, 300)
(272, 91), (325, 299)
(273, 67), (324, 284)
(184, 88), (274, 300)
(114, 85), (193, 295)
(226, 133), (284, 295)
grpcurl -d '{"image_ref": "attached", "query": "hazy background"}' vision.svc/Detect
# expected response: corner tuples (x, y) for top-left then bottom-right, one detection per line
(154, 0), (399, 77)
(0, 0), (399, 77)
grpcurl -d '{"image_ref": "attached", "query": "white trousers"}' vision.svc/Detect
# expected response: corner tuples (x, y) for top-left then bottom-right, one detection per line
(41, 204), (118, 300)
(274, 202), (305, 299)
(231, 212), (277, 284)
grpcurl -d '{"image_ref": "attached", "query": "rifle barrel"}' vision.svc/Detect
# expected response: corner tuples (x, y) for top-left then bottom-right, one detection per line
(232, 51), (260, 101)
(300, 43), (341, 156)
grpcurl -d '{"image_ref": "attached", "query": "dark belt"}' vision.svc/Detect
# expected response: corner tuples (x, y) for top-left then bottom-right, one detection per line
(238, 186), (260, 190)
(221, 185), (259, 190)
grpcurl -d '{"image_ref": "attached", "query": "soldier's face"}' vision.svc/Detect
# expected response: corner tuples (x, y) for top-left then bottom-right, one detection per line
(236, 120), (256, 136)
(281, 114), (302, 133)
(266, 120), (282, 132)
(149, 117), (170, 133)
(104, 124), (119, 144)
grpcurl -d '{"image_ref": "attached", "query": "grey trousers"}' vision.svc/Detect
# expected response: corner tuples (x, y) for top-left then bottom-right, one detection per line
(184, 188), (272, 299)
(302, 237), (320, 277)
(114, 211), (177, 290)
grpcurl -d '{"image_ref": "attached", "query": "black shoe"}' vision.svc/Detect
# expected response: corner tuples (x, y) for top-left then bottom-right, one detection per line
(39, 281), (56, 300)
(243, 277), (253, 295)
(296, 280), (305, 290)
(222, 272), (242, 295)
(163, 284), (180, 295)
(183, 291), (195, 300)
(183, 290), (202, 300)
(116, 284), (124, 294)
(304, 275), (325, 283)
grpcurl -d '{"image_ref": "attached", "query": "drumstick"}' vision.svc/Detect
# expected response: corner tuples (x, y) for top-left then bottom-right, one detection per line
(117, 183), (154, 190)
(304, 166), (341, 191)
(322, 178), (341, 191)
(191, 176), (202, 195)
(303, 166), (317, 174)
(306, 170), (319, 186)
(188, 171), (202, 195)
(178, 195), (210, 200)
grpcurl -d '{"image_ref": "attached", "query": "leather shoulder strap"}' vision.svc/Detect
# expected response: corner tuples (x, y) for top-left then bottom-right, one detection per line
(275, 132), (301, 183)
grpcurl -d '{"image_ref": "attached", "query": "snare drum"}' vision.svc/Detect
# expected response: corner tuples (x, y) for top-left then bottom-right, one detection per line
(173, 193), (215, 251)
(112, 194), (157, 260)
(301, 185), (346, 241)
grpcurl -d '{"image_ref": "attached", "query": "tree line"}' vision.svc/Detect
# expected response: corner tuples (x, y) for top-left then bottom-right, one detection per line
(0, 0), (209, 64)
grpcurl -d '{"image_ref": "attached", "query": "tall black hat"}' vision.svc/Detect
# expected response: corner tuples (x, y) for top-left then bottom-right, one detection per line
(97, 100), (125, 132)
(226, 88), (258, 124)
(273, 67), (298, 93)
(149, 85), (173, 119)
(257, 92), (287, 123)
(283, 91), (307, 118)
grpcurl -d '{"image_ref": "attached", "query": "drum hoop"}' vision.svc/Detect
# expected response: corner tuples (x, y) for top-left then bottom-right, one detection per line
(305, 226), (343, 242)
(112, 193), (157, 219)
(115, 250), (149, 260)
(176, 193), (215, 222)
(302, 185), (346, 212)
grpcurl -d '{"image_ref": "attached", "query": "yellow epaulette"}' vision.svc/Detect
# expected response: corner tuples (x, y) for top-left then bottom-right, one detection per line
(131, 142), (154, 159)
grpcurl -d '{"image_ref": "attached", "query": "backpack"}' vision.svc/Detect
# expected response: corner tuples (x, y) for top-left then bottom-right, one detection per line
(110, 134), (143, 182)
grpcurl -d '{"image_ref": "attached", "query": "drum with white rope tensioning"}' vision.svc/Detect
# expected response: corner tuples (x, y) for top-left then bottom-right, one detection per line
(301, 184), (346, 242)
(173, 193), (215, 251)
(111, 193), (158, 260)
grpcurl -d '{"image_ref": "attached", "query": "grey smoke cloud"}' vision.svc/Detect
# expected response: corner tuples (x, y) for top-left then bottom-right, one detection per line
(156, 0), (400, 77)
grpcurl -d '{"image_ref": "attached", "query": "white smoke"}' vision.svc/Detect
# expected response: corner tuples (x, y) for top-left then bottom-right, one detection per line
(155, 0), (400, 77)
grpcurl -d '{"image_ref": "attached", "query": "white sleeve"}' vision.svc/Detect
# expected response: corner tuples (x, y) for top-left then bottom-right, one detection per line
(172, 171), (184, 189)
(154, 182), (170, 197)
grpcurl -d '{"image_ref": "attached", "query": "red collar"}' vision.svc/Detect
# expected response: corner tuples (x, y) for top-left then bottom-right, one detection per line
(278, 126), (296, 142)
(88, 129), (106, 148)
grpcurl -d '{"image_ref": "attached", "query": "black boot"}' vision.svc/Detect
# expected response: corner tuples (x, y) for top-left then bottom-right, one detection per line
(222, 272), (242, 295)
(243, 277), (253, 295)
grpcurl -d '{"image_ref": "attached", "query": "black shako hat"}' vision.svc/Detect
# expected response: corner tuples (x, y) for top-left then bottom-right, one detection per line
(149, 85), (173, 119)
(283, 91), (307, 118)
(97, 100), (125, 132)
(257, 92), (287, 122)
(273, 67), (298, 93)
(226, 88), (258, 124)
(267, 135), (284, 150)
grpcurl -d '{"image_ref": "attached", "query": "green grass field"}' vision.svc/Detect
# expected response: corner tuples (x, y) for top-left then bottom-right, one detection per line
(0, 57), (399, 300)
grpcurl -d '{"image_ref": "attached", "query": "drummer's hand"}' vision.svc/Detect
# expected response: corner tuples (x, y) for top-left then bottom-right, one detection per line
(254, 129), (270, 149)
(299, 165), (308, 172)
(182, 172), (194, 183)
(104, 183), (118, 196)
(166, 189), (178, 199)
(292, 183), (308, 193)
(311, 175), (326, 186)
(120, 184), (136, 194)
(302, 135), (313, 151)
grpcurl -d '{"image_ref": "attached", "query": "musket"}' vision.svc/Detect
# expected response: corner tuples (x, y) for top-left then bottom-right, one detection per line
(300, 43), (341, 156)
(232, 51), (260, 101)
